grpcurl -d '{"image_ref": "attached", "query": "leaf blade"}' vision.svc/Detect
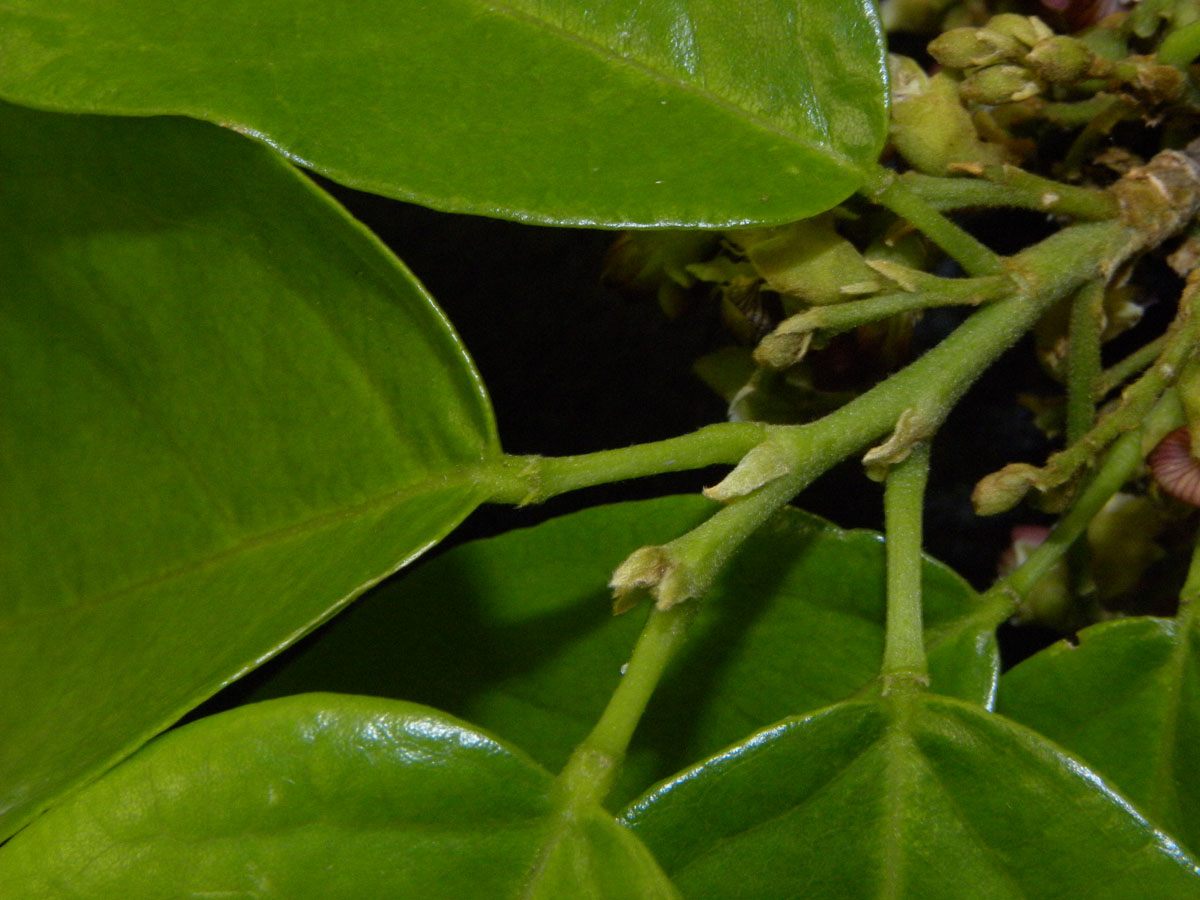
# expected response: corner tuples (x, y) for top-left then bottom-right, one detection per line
(0, 1), (889, 226)
(622, 695), (1200, 899)
(0, 695), (680, 900)
(0, 103), (495, 839)
(997, 613), (1200, 857)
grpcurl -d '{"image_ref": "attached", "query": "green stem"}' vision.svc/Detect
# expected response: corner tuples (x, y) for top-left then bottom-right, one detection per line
(899, 169), (1119, 220)
(617, 219), (1140, 608)
(996, 430), (1141, 605)
(862, 221), (1134, 429)
(1064, 280), (1105, 600)
(611, 472), (802, 609)
(864, 170), (1004, 277)
(486, 223), (1126, 511)
(1062, 95), (1132, 174)
(485, 218), (1136, 518)
(1096, 335), (1166, 398)
(992, 282), (1200, 502)
(1181, 355), (1200, 452)
(880, 442), (932, 693)
(481, 422), (767, 505)
(1159, 20), (1200, 68)
(1066, 281), (1104, 443)
(985, 395), (1183, 608)
(758, 275), (1010, 368)
(1179, 529), (1200, 615)
(556, 602), (697, 807)
(1026, 93), (1123, 129)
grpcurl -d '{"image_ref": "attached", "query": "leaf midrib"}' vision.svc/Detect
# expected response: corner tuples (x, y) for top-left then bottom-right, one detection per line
(661, 708), (880, 878)
(1, 465), (491, 629)
(0, 2), (865, 180)
(903, 715), (1031, 900)
(480, 0), (852, 170)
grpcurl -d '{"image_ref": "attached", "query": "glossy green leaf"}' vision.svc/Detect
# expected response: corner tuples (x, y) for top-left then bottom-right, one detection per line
(244, 495), (1005, 806)
(0, 103), (495, 839)
(0, 694), (680, 899)
(622, 693), (1200, 899)
(998, 609), (1200, 857)
(0, 1), (888, 227)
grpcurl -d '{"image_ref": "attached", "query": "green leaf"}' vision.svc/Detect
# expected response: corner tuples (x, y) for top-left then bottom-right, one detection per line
(997, 610), (1200, 857)
(0, 103), (495, 839)
(244, 495), (1005, 806)
(622, 693), (1200, 899)
(0, 695), (680, 899)
(0, 1), (889, 227)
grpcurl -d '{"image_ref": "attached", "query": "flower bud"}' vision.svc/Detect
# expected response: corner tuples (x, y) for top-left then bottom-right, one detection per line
(929, 27), (1025, 69)
(890, 66), (1009, 173)
(985, 13), (1054, 48)
(1026, 35), (1096, 83)
(960, 65), (1043, 104)
(733, 216), (879, 307)
(973, 462), (1040, 515)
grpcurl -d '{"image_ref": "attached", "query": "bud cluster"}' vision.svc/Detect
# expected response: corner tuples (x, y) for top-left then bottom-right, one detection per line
(928, 12), (1183, 106)
(930, 14), (1102, 104)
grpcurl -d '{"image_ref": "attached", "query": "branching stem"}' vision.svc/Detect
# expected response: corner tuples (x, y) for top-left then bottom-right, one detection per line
(975, 276), (1200, 512)
(984, 394), (1184, 609)
(1097, 335), (1166, 399)
(482, 423), (767, 505)
(899, 169), (1118, 221)
(863, 170), (1004, 277)
(757, 275), (1010, 368)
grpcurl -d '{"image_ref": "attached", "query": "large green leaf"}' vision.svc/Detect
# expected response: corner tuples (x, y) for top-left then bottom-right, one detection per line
(998, 609), (1200, 857)
(0, 694), (680, 899)
(244, 495), (1006, 807)
(622, 693), (1200, 899)
(0, 1), (888, 226)
(0, 103), (496, 839)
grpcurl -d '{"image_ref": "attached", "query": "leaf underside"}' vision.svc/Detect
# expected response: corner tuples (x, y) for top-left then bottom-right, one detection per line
(998, 611), (1200, 858)
(623, 694), (1200, 899)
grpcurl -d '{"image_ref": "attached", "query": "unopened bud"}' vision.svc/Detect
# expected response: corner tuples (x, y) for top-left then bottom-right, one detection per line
(985, 13), (1053, 48)
(609, 546), (672, 613)
(1026, 36), (1096, 83)
(1133, 61), (1185, 103)
(734, 217), (878, 307)
(890, 70), (1009, 173)
(960, 65), (1042, 105)
(753, 329), (812, 370)
(973, 462), (1040, 515)
(929, 27), (1025, 69)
